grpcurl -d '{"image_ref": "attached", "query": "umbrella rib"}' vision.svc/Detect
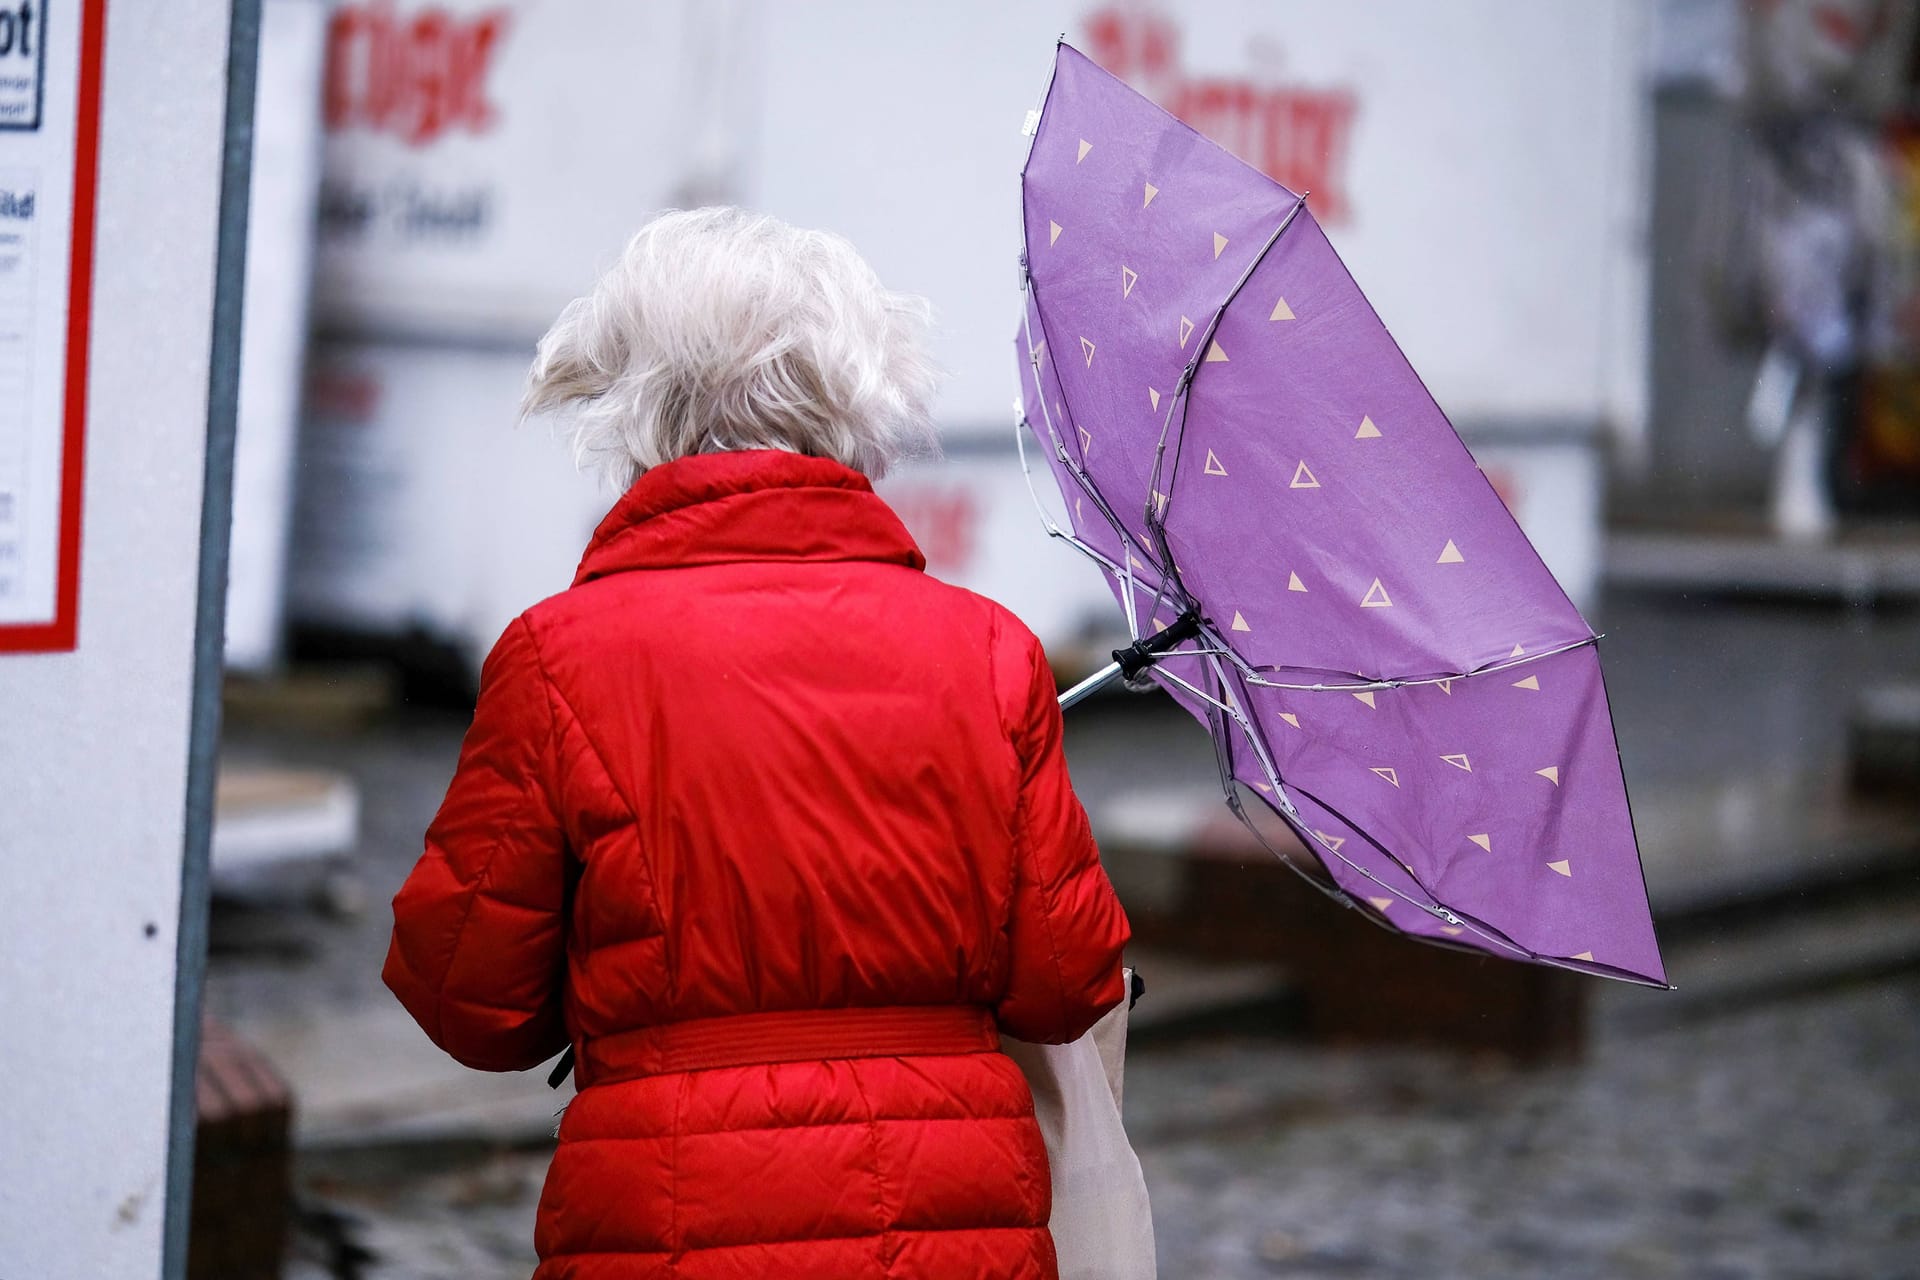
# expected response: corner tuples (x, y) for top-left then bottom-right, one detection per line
(1174, 648), (1411, 921)
(1019, 279), (1185, 626)
(1237, 633), (1604, 692)
(1144, 192), (1311, 588)
(1013, 410), (1167, 641)
(1279, 779), (1537, 960)
(1203, 655), (1476, 929)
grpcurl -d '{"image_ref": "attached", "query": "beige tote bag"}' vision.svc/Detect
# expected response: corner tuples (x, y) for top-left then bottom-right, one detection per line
(1002, 970), (1156, 1280)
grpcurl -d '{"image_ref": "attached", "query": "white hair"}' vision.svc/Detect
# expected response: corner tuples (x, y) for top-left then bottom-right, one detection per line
(523, 207), (941, 489)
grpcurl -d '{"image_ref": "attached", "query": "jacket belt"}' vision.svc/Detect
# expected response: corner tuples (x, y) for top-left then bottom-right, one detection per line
(577, 1005), (1000, 1087)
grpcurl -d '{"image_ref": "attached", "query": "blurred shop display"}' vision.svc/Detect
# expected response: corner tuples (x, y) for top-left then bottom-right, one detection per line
(227, 0), (328, 671)
(272, 2), (1644, 678)
(1659, 0), (1920, 535)
(210, 765), (363, 913)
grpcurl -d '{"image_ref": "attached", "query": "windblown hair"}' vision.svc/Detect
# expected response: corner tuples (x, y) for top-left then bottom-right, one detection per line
(523, 207), (941, 489)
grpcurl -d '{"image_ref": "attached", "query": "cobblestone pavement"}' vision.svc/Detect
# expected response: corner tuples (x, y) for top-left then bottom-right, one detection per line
(283, 973), (1920, 1280)
(234, 588), (1920, 1277)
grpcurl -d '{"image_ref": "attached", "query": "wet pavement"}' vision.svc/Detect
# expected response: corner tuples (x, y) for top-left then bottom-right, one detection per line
(206, 589), (1920, 1278)
(274, 974), (1920, 1280)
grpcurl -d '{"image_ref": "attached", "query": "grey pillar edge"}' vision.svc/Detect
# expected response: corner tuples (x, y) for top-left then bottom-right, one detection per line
(162, 1), (261, 1276)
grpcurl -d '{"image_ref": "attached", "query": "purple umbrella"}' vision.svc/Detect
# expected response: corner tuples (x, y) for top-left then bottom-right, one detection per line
(1015, 43), (1665, 987)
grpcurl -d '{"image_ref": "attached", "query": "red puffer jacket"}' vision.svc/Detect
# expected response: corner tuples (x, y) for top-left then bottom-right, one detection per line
(384, 450), (1131, 1279)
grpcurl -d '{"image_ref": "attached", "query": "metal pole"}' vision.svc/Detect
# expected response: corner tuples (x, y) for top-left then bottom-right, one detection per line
(1057, 659), (1124, 710)
(1055, 609), (1204, 711)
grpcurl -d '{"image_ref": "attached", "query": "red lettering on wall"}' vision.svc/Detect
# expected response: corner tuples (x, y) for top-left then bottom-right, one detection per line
(1083, 7), (1358, 223)
(306, 367), (383, 422)
(325, 0), (508, 147)
(885, 485), (981, 574)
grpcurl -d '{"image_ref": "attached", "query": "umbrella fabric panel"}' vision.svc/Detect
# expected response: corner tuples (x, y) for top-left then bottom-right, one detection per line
(1163, 209), (1592, 682)
(1014, 40), (1665, 989)
(1022, 44), (1296, 567)
(1228, 647), (1663, 984)
(1017, 296), (1137, 583)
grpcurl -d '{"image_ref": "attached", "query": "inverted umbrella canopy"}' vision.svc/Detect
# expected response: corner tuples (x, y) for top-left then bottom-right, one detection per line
(1015, 44), (1665, 987)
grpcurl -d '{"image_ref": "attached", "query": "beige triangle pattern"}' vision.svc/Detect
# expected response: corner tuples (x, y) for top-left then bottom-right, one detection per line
(1467, 833), (1492, 851)
(1270, 297), (1295, 321)
(1288, 571), (1307, 593)
(1355, 415), (1382, 439)
(1513, 675), (1541, 691)
(1148, 386), (1161, 411)
(1049, 220), (1062, 246)
(1205, 340), (1229, 363)
(1536, 766), (1560, 785)
(1279, 712), (1301, 728)
(1368, 896), (1395, 912)
(1548, 860), (1572, 877)
(1121, 265), (1138, 298)
(1370, 767), (1400, 787)
(1312, 830), (1345, 852)
(1437, 540), (1465, 564)
(1353, 691), (1376, 709)
(1440, 753), (1472, 772)
(1080, 337), (1096, 367)
(1203, 450), (1228, 476)
(1360, 578), (1393, 608)
(1571, 950), (1595, 962)
(1289, 461), (1319, 489)
(1078, 426), (1092, 455)
(1076, 138), (1092, 163)
(1212, 231), (1229, 259)
(1436, 679), (1453, 695)
(1230, 611), (1251, 632)
(1178, 316), (1195, 348)
(1143, 182), (1158, 208)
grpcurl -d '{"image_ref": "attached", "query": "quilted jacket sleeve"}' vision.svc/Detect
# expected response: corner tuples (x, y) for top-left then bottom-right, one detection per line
(994, 630), (1132, 1044)
(383, 615), (571, 1072)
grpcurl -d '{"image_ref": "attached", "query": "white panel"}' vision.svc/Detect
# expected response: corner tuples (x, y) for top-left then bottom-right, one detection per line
(0, 1), (236, 1275)
(287, 339), (606, 662)
(226, 0), (327, 671)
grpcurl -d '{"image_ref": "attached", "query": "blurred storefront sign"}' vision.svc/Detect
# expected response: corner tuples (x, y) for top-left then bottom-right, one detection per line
(286, 0), (1639, 668)
(310, 0), (745, 341)
(1081, 5), (1358, 223)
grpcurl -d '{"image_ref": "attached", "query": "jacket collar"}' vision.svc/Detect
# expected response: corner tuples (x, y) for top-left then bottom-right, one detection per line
(573, 450), (926, 586)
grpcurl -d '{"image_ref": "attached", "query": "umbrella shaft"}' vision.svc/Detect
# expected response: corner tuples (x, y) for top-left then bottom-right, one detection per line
(1057, 660), (1123, 710)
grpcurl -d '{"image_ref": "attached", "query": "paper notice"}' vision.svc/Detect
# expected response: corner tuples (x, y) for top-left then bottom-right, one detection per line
(0, 1), (101, 649)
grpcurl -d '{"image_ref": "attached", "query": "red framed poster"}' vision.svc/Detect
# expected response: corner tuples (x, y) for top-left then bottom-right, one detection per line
(0, 0), (106, 652)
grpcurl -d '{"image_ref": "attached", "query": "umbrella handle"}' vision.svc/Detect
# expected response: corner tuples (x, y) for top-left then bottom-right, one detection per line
(1057, 611), (1203, 710)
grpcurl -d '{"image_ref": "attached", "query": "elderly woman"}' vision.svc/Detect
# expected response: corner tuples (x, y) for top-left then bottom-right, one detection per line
(384, 207), (1131, 1280)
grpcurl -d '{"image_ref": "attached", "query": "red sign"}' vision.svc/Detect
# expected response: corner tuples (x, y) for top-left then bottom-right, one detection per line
(1083, 7), (1358, 223)
(0, 0), (106, 653)
(884, 484), (982, 574)
(325, 1), (510, 147)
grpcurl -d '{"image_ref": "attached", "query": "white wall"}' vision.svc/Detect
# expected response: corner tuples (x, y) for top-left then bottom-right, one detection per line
(291, 0), (1648, 656)
(309, 0), (1649, 433)
(0, 2), (241, 1276)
